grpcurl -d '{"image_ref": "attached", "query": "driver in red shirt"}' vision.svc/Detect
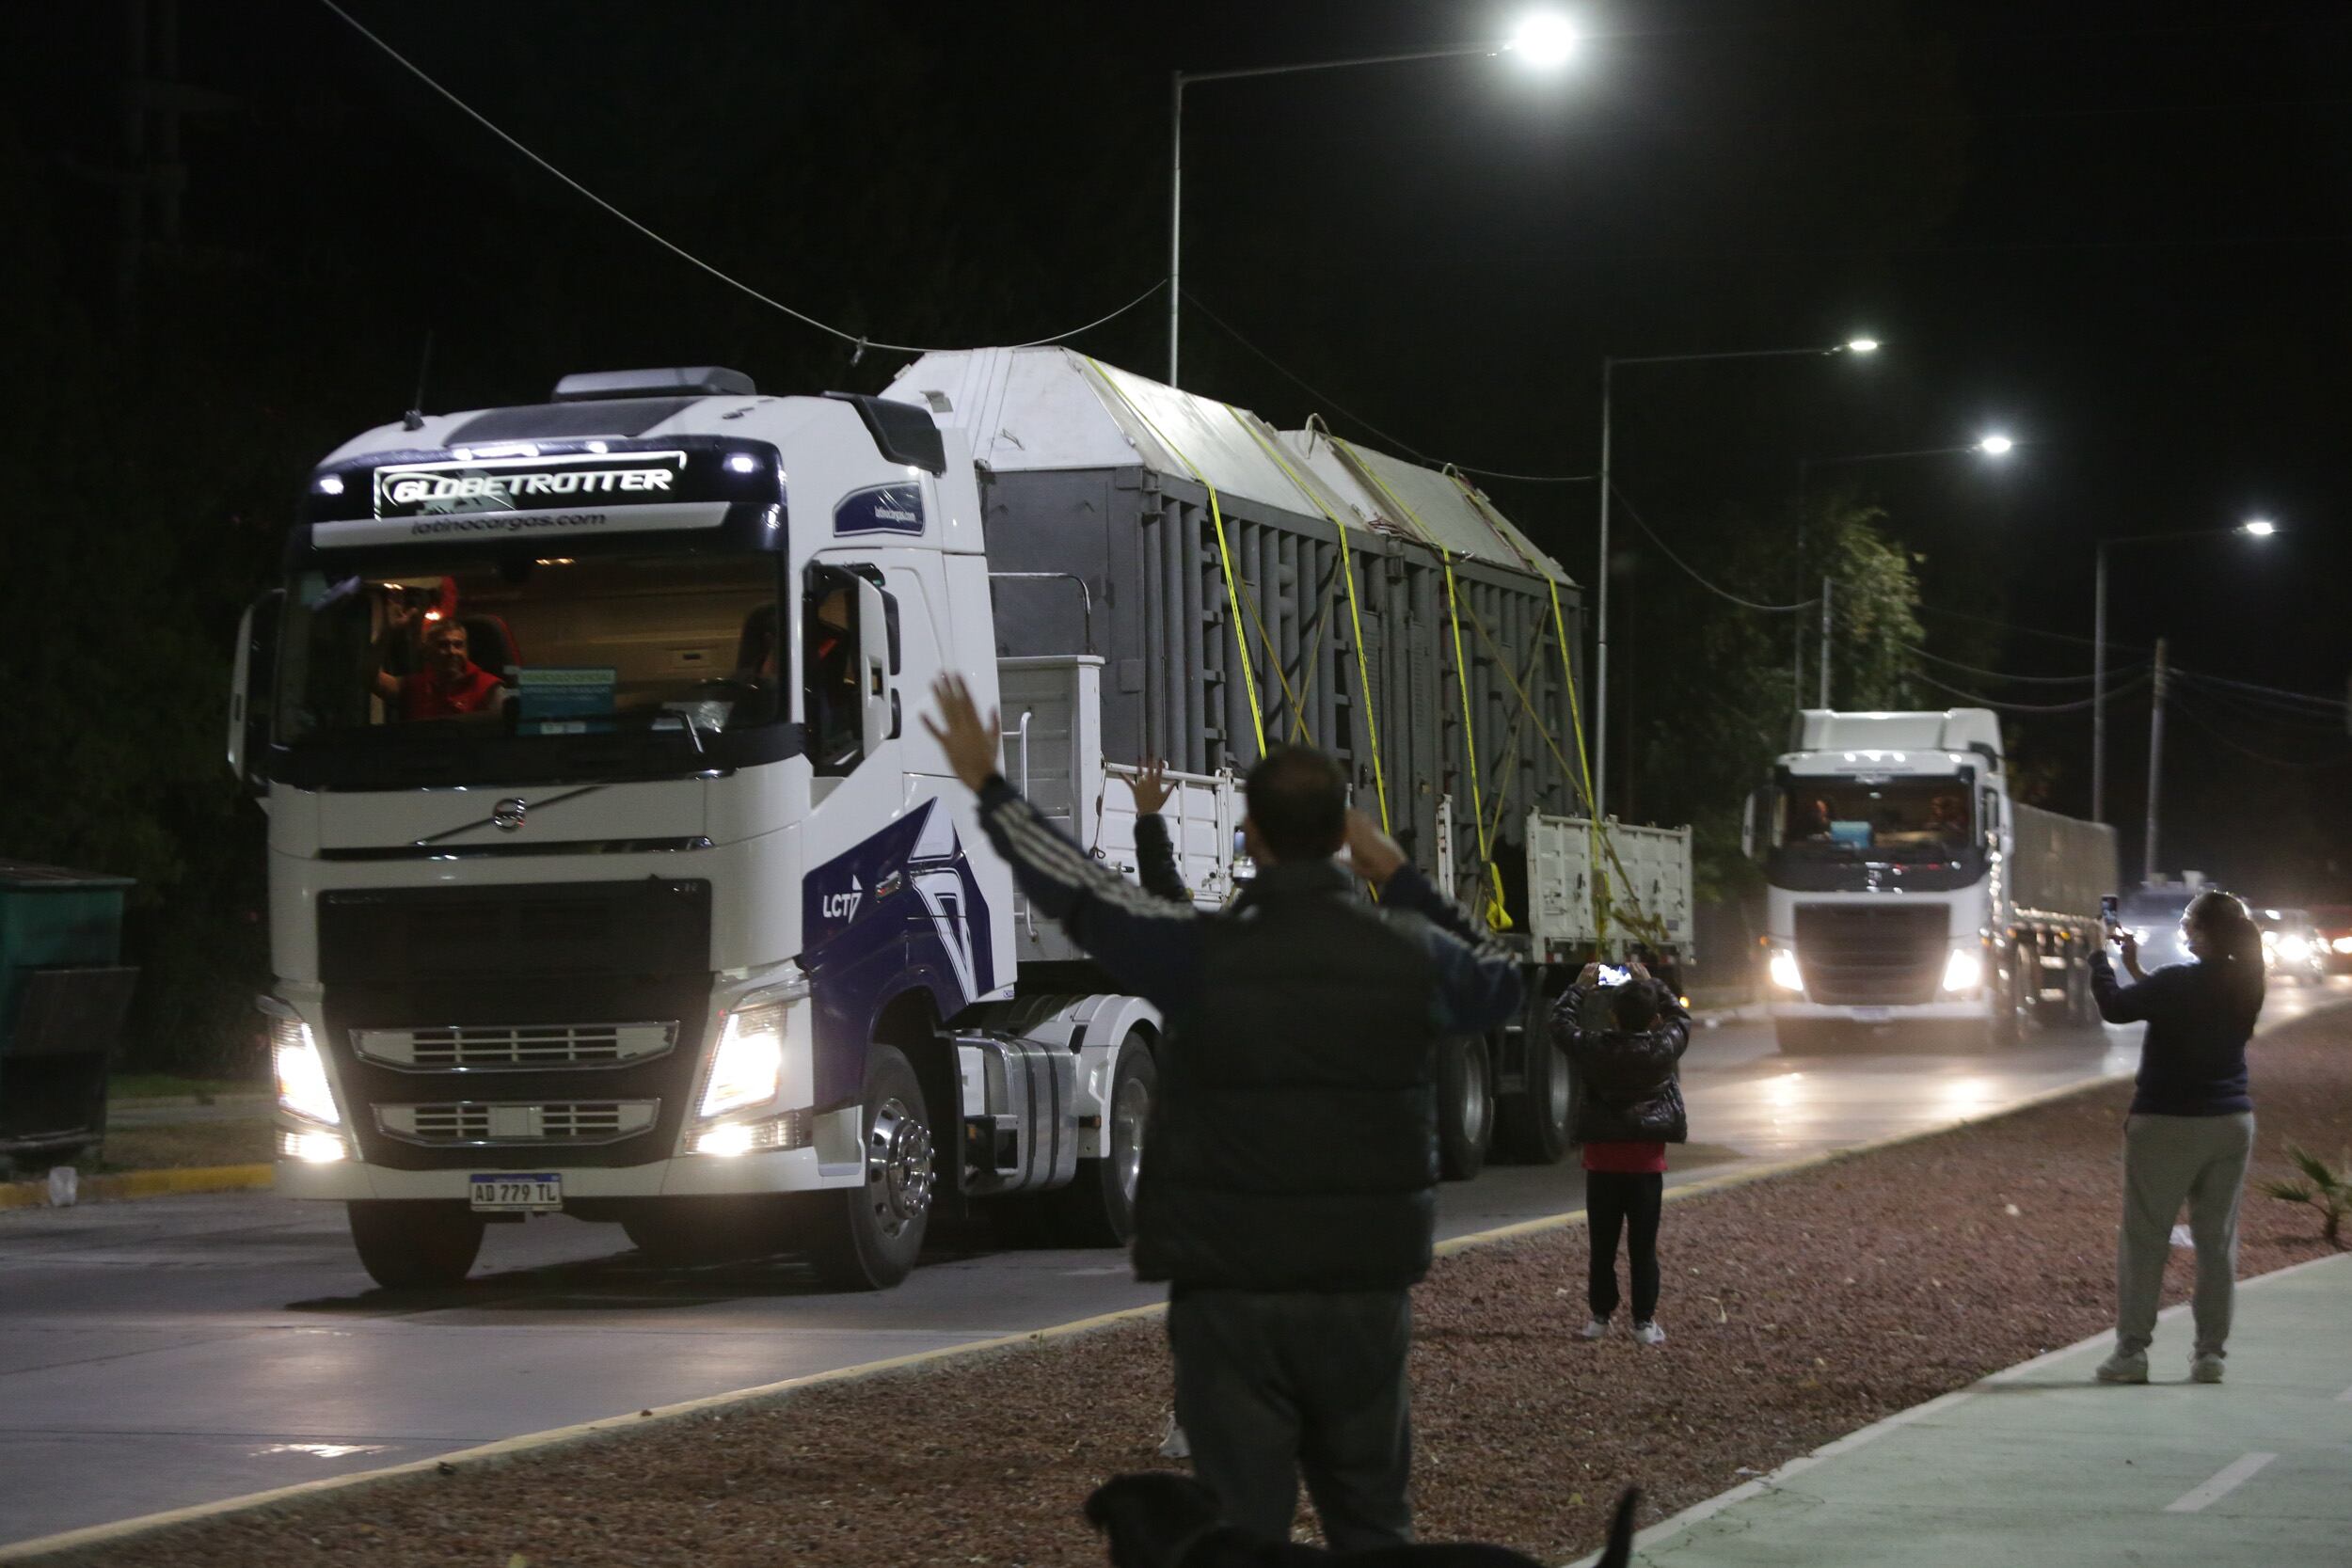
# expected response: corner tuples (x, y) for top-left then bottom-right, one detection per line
(374, 618), (506, 720)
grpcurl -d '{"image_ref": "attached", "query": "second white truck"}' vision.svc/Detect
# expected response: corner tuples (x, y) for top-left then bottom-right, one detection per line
(1747, 708), (2117, 1050)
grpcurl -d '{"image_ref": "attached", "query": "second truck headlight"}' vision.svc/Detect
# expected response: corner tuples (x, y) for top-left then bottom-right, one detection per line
(1767, 947), (1804, 993)
(700, 1004), (786, 1119)
(271, 1017), (341, 1127)
(1942, 947), (1984, 993)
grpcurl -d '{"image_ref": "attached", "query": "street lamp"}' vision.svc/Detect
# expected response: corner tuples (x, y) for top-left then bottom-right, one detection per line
(1790, 433), (2018, 707)
(1595, 337), (1880, 813)
(2090, 520), (2280, 850)
(1168, 14), (1577, 385)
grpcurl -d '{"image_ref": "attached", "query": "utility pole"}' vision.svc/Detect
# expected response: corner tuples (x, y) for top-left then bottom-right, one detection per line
(1594, 361), (1615, 813)
(1817, 576), (1834, 708)
(2143, 636), (2167, 885)
(2092, 542), (2108, 823)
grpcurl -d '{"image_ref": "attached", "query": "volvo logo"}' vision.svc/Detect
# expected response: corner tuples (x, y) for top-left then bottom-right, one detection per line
(491, 798), (528, 832)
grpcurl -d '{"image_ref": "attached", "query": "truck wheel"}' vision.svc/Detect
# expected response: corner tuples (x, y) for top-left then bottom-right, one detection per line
(1437, 1034), (1494, 1181)
(1496, 1033), (1573, 1164)
(1049, 1034), (1156, 1246)
(346, 1200), (485, 1290)
(809, 1045), (934, 1291)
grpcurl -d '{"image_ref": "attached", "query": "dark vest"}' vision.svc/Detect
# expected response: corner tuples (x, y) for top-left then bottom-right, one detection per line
(1131, 860), (1441, 1291)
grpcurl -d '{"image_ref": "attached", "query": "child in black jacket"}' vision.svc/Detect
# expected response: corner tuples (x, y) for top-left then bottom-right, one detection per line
(1549, 965), (1690, 1344)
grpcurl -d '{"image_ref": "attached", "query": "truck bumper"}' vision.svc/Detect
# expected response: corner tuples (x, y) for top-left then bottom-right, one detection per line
(1768, 996), (1993, 1023)
(274, 1142), (857, 1202)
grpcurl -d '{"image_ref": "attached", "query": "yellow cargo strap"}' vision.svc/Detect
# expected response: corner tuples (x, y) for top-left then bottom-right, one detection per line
(1443, 467), (1618, 944)
(1083, 358), (1266, 763)
(1331, 438), (1510, 930)
(1229, 410), (1391, 833)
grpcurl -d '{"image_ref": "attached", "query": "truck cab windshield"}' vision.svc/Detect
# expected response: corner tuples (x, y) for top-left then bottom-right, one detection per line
(1767, 777), (1979, 889)
(276, 552), (785, 746)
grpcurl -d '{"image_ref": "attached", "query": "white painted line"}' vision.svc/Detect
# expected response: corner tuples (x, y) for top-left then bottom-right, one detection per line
(2164, 1452), (2277, 1513)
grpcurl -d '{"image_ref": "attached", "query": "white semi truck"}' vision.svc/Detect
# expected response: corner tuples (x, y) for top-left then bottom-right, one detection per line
(232, 350), (1689, 1290)
(1746, 708), (2117, 1050)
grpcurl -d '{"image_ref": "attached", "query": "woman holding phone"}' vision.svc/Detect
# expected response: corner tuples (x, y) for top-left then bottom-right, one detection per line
(2090, 888), (2265, 1385)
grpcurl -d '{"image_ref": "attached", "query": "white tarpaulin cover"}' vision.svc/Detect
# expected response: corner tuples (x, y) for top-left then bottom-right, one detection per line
(885, 346), (1571, 585)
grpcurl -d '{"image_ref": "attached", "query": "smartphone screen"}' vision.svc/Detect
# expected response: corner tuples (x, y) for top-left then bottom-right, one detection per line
(1597, 964), (1631, 986)
(2100, 895), (2119, 923)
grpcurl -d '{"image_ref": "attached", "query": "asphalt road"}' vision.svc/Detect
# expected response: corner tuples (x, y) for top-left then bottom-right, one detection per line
(3, 983), (2344, 1545)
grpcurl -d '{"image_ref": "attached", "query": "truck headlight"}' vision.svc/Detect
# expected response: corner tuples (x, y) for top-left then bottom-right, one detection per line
(699, 1004), (786, 1120)
(270, 1016), (341, 1127)
(1767, 947), (1804, 993)
(1942, 947), (1984, 993)
(2276, 935), (2312, 963)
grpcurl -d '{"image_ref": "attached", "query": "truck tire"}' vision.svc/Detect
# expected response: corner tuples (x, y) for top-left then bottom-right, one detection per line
(809, 1045), (935, 1291)
(1496, 1031), (1573, 1164)
(346, 1200), (485, 1290)
(1048, 1033), (1156, 1246)
(1437, 1034), (1494, 1181)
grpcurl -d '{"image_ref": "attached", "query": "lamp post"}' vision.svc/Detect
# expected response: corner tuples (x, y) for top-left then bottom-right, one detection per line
(1168, 13), (1577, 386)
(1792, 434), (2015, 706)
(2091, 519), (2278, 834)
(1595, 337), (1879, 814)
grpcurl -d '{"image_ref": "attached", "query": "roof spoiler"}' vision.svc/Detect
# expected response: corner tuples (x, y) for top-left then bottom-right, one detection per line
(552, 367), (755, 402)
(825, 390), (946, 475)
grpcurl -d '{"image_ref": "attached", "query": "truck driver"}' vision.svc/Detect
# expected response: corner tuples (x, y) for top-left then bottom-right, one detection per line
(373, 615), (507, 721)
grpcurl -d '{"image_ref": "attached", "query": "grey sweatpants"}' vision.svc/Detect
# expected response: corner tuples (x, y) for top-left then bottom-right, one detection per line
(2116, 1112), (2255, 1358)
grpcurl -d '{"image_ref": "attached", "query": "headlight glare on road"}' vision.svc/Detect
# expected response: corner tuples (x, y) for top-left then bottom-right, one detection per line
(699, 1004), (786, 1119)
(271, 1018), (340, 1127)
(1942, 947), (1984, 994)
(1767, 947), (1804, 993)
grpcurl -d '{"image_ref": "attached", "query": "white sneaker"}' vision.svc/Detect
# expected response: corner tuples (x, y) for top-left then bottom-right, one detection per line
(1579, 1317), (1611, 1339)
(1632, 1320), (1666, 1346)
(2095, 1350), (2148, 1385)
(2189, 1354), (2224, 1385)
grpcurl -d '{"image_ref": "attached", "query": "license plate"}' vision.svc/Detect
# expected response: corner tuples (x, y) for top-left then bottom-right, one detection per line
(469, 1174), (563, 1212)
(1850, 1007), (1891, 1022)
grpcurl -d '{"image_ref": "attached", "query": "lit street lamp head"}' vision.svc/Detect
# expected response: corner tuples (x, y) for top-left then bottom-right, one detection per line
(1506, 12), (1580, 69)
(1843, 337), (1882, 354)
(2241, 518), (2278, 537)
(1976, 434), (2014, 455)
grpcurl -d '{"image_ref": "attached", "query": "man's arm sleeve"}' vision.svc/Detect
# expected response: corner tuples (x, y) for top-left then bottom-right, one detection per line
(1375, 866), (1522, 1034)
(1132, 813), (1191, 904)
(976, 778), (1200, 1008)
(2090, 951), (2154, 1023)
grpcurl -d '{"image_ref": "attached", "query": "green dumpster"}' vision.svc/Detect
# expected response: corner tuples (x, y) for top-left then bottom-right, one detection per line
(0, 863), (139, 1169)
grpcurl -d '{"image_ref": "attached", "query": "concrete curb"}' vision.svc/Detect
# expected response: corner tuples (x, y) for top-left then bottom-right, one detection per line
(9, 995), (2343, 1561)
(0, 1164), (273, 1212)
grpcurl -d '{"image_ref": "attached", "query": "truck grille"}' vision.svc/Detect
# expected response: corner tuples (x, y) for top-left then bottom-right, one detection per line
(351, 1022), (676, 1071)
(374, 1100), (660, 1147)
(1794, 904), (1948, 1006)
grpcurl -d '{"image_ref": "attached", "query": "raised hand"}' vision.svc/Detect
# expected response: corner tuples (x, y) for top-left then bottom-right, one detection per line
(921, 673), (1003, 792)
(1132, 756), (1171, 816)
(1343, 809), (1407, 889)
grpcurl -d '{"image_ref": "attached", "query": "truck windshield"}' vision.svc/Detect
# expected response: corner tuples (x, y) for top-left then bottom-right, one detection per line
(276, 552), (784, 746)
(1768, 778), (1976, 879)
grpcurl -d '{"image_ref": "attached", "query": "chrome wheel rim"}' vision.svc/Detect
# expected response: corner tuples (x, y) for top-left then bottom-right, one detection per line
(1546, 1044), (1572, 1131)
(1460, 1044), (1491, 1143)
(865, 1096), (933, 1237)
(1111, 1069), (1150, 1205)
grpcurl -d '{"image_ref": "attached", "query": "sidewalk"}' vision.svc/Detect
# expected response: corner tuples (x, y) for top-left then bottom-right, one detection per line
(1615, 1251), (2352, 1566)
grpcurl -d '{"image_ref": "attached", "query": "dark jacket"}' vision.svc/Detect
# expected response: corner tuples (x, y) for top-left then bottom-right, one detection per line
(2090, 952), (2257, 1116)
(976, 777), (1522, 1291)
(1549, 984), (1691, 1144)
(1133, 812), (1189, 903)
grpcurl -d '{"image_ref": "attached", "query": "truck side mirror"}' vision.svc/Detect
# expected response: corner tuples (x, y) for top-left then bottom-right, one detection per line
(1741, 785), (1770, 861)
(227, 590), (281, 794)
(1980, 787), (2002, 839)
(856, 576), (898, 752)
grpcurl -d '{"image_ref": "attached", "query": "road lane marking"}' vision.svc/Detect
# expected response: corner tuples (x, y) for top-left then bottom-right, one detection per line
(2165, 1452), (2277, 1513)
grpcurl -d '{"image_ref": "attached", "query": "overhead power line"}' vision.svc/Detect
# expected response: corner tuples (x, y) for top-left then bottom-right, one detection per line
(2169, 667), (2349, 716)
(1183, 290), (1597, 483)
(1910, 667), (2147, 714)
(1609, 483), (1818, 613)
(1900, 643), (2146, 686)
(317, 0), (1165, 357)
(2164, 689), (2352, 770)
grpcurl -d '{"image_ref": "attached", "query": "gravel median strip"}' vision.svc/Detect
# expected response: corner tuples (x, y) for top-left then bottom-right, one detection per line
(47, 1006), (2352, 1568)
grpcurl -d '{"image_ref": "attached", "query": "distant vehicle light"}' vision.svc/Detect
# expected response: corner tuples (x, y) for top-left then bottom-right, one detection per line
(2276, 935), (2312, 963)
(2333, 935), (2352, 956)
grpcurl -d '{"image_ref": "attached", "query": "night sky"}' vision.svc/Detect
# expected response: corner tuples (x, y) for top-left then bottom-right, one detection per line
(7, 0), (2348, 903)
